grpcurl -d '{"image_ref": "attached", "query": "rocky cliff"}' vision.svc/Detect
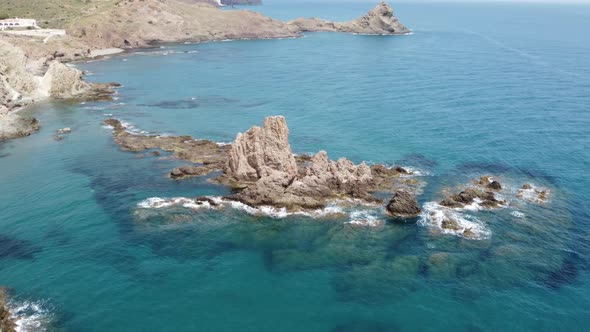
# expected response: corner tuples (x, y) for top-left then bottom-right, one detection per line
(288, 2), (410, 35)
(0, 38), (115, 140)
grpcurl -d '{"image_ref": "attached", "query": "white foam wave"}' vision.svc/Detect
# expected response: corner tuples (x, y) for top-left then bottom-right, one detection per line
(8, 300), (51, 332)
(399, 166), (431, 177)
(516, 184), (550, 204)
(137, 197), (219, 210)
(511, 211), (526, 218)
(419, 202), (491, 240)
(348, 210), (382, 227)
(137, 197), (348, 220)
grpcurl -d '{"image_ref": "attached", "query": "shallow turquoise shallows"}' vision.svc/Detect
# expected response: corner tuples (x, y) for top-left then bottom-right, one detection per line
(1, 1), (590, 331)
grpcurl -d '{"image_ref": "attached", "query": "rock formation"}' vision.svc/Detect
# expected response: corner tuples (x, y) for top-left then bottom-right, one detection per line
(225, 116), (298, 182)
(386, 190), (421, 217)
(0, 288), (16, 332)
(288, 2), (410, 35)
(106, 116), (423, 212)
(221, 116), (418, 210)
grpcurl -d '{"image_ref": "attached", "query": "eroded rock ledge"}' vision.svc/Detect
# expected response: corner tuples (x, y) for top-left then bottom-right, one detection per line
(104, 118), (231, 178)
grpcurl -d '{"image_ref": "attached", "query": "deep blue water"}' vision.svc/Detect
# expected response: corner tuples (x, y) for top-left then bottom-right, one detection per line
(1, 1), (590, 331)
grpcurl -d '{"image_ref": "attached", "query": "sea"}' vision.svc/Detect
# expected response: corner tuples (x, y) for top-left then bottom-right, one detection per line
(1, 1), (589, 331)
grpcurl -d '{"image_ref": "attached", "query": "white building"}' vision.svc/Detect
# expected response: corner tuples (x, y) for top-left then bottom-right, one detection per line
(0, 18), (39, 30)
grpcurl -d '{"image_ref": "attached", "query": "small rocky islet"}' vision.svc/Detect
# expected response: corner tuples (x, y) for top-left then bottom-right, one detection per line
(106, 115), (552, 237)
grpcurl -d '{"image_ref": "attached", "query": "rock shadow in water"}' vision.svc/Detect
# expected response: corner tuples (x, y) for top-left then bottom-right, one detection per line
(139, 96), (240, 110)
(543, 256), (579, 289)
(0, 235), (41, 260)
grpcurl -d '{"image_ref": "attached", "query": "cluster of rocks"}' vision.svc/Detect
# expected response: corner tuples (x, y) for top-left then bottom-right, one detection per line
(53, 127), (72, 141)
(440, 176), (507, 209)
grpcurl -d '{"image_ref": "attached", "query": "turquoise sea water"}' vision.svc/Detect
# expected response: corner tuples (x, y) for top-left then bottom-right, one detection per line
(1, 1), (590, 331)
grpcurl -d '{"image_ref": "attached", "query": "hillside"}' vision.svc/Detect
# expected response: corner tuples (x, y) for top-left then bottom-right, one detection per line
(0, 0), (120, 28)
(0, 0), (261, 29)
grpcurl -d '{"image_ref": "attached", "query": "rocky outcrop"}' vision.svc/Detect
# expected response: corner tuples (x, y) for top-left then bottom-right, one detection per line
(223, 116), (411, 210)
(0, 288), (16, 332)
(386, 190), (421, 217)
(225, 116), (297, 183)
(476, 175), (502, 191)
(41, 62), (90, 98)
(0, 113), (40, 141)
(228, 150), (377, 209)
(106, 116), (423, 212)
(288, 2), (410, 35)
(104, 118), (230, 167)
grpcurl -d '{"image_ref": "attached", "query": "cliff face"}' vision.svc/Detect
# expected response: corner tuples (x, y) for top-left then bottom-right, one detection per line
(288, 2), (410, 35)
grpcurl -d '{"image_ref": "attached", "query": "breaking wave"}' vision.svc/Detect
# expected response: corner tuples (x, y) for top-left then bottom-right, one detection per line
(419, 202), (492, 240)
(136, 196), (359, 221)
(8, 299), (52, 332)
